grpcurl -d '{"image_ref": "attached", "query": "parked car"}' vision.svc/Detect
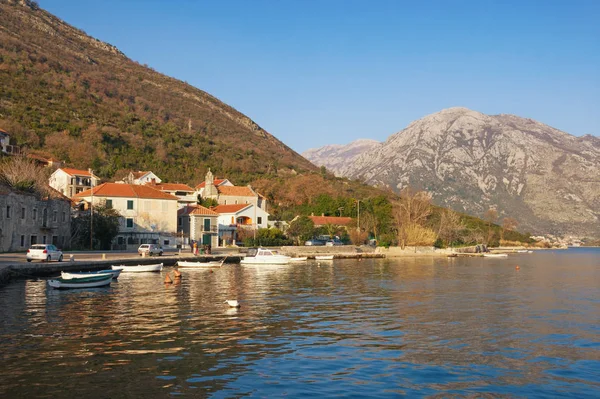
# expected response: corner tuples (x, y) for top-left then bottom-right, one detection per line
(304, 238), (326, 246)
(138, 244), (163, 256)
(26, 244), (63, 262)
(325, 239), (343, 246)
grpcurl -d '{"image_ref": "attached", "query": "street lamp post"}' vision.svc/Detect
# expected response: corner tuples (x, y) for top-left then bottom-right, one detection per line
(357, 199), (361, 232)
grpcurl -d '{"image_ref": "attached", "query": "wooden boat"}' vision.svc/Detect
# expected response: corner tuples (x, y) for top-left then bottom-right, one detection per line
(112, 263), (163, 272)
(315, 255), (334, 260)
(290, 257), (308, 262)
(177, 259), (224, 268)
(240, 248), (291, 265)
(48, 274), (112, 289)
(483, 253), (508, 258)
(61, 269), (121, 280)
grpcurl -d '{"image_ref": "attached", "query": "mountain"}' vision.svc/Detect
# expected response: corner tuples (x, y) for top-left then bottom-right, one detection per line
(0, 0), (318, 185)
(302, 139), (380, 176)
(305, 107), (600, 237)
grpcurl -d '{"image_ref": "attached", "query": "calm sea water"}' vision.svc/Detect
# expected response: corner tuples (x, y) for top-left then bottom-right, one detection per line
(1, 248), (599, 398)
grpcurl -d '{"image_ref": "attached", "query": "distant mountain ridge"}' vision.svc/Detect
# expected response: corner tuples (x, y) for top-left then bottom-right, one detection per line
(302, 139), (380, 175)
(304, 107), (600, 237)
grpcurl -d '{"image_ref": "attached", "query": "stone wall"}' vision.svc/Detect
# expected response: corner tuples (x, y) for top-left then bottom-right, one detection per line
(375, 246), (453, 257)
(0, 191), (72, 251)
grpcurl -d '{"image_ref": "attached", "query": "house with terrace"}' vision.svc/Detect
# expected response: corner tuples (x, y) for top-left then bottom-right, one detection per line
(177, 205), (219, 248)
(213, 203), (269, 246)
(49, 168), (100, 198)
(73, 183), (178, 250)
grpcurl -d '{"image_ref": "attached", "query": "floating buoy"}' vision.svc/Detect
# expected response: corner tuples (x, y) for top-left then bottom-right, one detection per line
(225, 299), (240, 308)
(515, 265), (520, 270)
(164, 273), (173, 284)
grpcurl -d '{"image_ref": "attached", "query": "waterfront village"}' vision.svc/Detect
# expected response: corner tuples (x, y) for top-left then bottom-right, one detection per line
(0, 129), (586, 253)
(0, 128), (357, 253)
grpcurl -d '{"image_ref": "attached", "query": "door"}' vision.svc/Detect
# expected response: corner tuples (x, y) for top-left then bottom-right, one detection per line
(202, 234), (211, 245)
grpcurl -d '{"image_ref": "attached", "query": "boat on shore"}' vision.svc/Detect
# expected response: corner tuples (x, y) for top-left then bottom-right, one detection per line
(177, 259), (224, 268)
(290, 257), (308, 262)
(112, 263), (163, 272)
(483, 253), (508, 258)
(48, 274), (113, 289)
(61, 269), (121, 280)
(240, 248), (291, 265)
(315, 255), (334, 260)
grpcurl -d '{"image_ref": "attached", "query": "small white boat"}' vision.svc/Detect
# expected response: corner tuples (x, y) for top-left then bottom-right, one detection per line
(483, 253), (508, 258)
(177, 260), (224, 268)
(48, 274), (112, 289)
(290, 257), (308, 262)
(112, 263), (163, 272)
(240, 248), (291, 265)
(315, 255), (334, 260)
(61, 269), (121, 280)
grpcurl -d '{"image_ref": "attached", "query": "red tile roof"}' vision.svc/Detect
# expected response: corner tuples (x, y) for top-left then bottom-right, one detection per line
(195, 178), (227, 189)
(217, 185), (255, 197)
(178, 205), (219, 216)
(309, 216), (354, 226)
(151, 183), (195, 192)
(60, 167), (95, 177)
(73, 183), (179, 200)
(212, 204), (251, 214)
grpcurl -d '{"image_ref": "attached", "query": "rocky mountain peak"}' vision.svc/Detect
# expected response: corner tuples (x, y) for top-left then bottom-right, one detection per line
(305, 108), (600, 237)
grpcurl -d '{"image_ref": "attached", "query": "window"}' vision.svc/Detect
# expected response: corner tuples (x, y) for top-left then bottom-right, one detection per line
(106, 199), (113, 209)
(62, 212), (66, 222)
(42, 236), (47, 244)
(204, 218), (211, 231)
(164, 240), (170, 245)
(21, 207), (25, 219)
(33, 209), (37, 220)
(178, 217), (182, 226)
(53, 211), (57, 222)
(127, 200), (134, 210)
(20, 235), (25, 247)
(257, 217), (262, 225)
(6, 206), (10, 218)
(31, 235), (37, 245)
(126, 218), (134, 228)
(117, 237), (124, 245)
(52, 236), (58, 245)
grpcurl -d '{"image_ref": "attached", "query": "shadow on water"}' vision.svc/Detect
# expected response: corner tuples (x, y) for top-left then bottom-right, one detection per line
(0, 248), (599, 398)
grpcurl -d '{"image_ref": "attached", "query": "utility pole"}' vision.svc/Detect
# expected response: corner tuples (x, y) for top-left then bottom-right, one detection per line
(357, 199), (361, 232)
(89, 170), (94, 250)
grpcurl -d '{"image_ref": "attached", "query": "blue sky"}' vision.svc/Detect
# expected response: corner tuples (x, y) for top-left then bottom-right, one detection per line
(41, 0), (599, 153)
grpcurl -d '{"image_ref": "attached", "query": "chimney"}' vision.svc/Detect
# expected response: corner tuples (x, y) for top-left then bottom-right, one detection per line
(311, 212), (314, 216)
(321, 213), (325, 217)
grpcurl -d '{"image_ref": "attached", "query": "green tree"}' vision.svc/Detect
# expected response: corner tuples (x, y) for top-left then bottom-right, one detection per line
(71, 206), (120, 250)
(287, 216), (315, 244)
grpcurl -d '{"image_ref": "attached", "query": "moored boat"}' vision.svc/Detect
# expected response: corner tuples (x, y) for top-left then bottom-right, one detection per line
(290, 257), (308, 262)
(61, 269), (121, 280)
(483, 253), (508, 258)
(48, 274), (112, 289)
(315, 255), (334, 260)
(240, 248), (291, 265)
(177, 260), (224, 268)
(112, 263), (163, 272)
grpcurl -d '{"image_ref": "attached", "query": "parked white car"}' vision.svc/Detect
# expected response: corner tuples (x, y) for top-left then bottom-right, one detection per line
(138, 244), (163, 256)
(26, 244), (63, 262)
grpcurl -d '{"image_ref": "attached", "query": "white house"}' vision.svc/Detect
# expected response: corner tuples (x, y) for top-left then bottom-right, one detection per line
(213, 203), (269, 246)
(73, 183), (179, 249)
(49, 168), (101, 198)
(119, 170), (162, 185)
(197, 170), (267, 211)
(177, 205), (219, 248)
(149, 182), (197, 208)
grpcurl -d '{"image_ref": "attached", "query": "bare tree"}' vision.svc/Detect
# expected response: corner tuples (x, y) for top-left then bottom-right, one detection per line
(0, 156), (52, 198)
(501, 217), (518, 241)
(484, 207), (498, 244)
(394, 187), (433, 248)
(438, 209), (464, 247)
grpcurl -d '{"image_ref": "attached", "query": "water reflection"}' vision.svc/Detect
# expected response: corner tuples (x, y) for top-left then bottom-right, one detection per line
(0, 249), (599, 398)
